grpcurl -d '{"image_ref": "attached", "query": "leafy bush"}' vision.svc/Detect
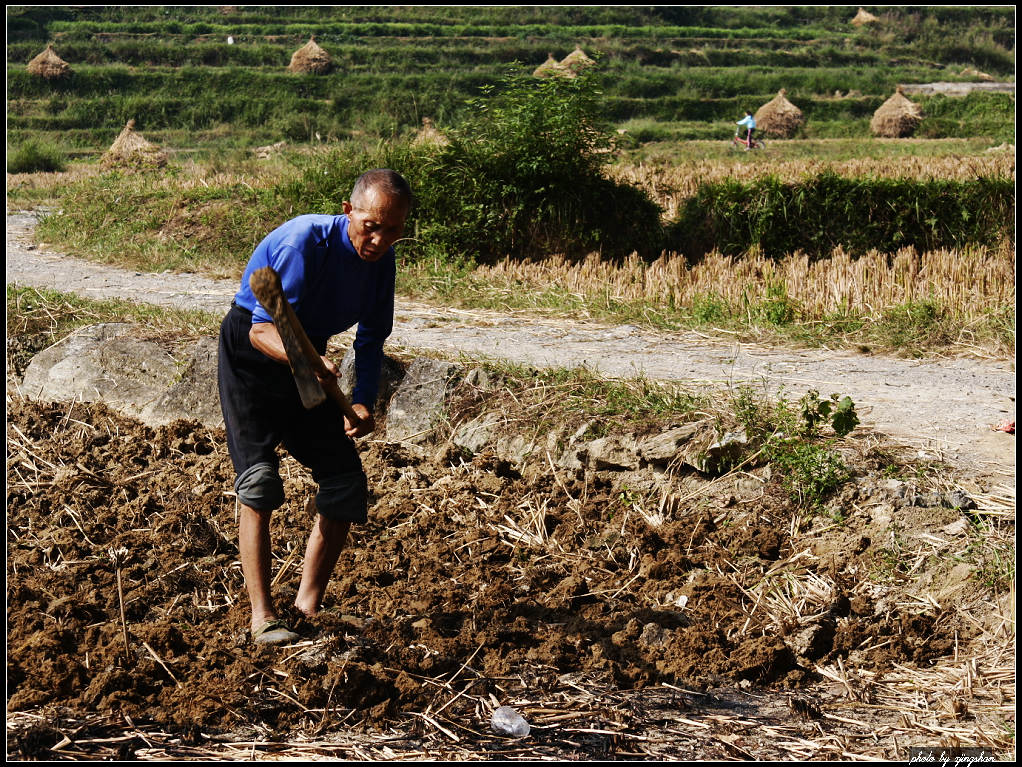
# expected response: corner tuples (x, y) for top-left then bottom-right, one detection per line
(690, 293), (731, 324)
(795, 389), (859, 438)
(765, 439), (851, 510)
(868, 298), (959, 355)
(414, 70), (664, 262)
(7, 139), (67, 173)
(670, 171), (1014, 260)
(737, 387), (859, 510)
(752, 282), (798, 326)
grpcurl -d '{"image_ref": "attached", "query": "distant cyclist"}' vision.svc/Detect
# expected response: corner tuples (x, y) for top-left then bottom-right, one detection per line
(736, 111), (757, 146)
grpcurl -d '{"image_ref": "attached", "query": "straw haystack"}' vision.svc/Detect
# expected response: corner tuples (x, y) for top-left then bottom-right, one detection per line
(101, 119), (168, 169)
(26, 44), (72, 80)
(962, 67), (995, 81)
(288, 37), (332, 74)
(253, 140), (287, 159)
(851, 7), (879, 26)
(412, 117), (448, 147)
(560, 46), (596, 75)
(533, 53), (571, 78)
(754, 89), (805, 138)
(870, 88), (923, 138)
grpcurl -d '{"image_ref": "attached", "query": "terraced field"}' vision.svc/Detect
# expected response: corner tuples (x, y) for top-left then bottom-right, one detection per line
(7, 5), (1015, 154)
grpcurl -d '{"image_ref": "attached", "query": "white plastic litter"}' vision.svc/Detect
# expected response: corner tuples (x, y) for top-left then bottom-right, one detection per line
(490, 705), (530, 737)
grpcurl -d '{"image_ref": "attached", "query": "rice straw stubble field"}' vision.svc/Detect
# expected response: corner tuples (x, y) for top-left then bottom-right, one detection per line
(407, 146), (1016, 358)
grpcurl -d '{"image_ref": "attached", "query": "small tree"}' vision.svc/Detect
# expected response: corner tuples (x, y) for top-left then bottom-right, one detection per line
(415, 69), (664, 263)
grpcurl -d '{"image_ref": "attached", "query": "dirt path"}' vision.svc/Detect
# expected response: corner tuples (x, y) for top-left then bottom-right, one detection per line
(6, 210), (1015, 478)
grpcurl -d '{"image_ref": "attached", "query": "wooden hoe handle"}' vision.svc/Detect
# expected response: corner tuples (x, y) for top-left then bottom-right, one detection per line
(248, 266), (363, 426)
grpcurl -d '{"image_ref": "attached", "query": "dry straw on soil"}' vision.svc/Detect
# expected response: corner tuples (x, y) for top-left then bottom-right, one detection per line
(851, 7), (879, 26)
(101, 120), (168, 169)
(755, 89), (805, 138)
(475, 240), (1015, 329)
(5, 393), (1014, 761)
(288, 36), (332, 74)
(26, 43), (72, 80)
(871, 88), (924, 138)
(533, 52), (570, 78)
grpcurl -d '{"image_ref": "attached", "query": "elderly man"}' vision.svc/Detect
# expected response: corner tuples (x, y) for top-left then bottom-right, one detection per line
(217, 169), (412, 645)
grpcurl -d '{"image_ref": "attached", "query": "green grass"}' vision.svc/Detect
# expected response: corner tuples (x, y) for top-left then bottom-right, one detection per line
(31, 167), (277, 278)
(8, 67), (1013, 147)
(621, 135), (1011, 164)
(7, 5), (1014, 155)
(6, 284), (221, 378)
(6, 137), (67, 173)
(475, 360), (707, 426)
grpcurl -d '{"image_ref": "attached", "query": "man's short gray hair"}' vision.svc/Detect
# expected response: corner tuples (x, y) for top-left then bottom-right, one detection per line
(350, 169), (412, 210)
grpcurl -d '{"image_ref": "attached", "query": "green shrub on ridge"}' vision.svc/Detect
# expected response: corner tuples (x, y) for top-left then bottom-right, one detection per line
(670, 171), (1014, 260)
(7, 138), (67, 173)
(415, 70), (663, 262)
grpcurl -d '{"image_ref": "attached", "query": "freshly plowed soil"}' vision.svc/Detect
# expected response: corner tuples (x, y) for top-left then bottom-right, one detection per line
(7, 394), (1011, 759)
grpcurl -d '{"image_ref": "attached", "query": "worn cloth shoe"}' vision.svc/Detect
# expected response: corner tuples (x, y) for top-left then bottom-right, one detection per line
(252, 619), (301, 645)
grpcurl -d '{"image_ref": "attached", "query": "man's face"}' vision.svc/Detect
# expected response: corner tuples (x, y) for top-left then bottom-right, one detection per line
(343, 189), (409, 263)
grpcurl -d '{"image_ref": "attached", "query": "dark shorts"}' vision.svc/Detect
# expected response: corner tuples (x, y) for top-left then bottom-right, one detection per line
(217, 304), (367, 523)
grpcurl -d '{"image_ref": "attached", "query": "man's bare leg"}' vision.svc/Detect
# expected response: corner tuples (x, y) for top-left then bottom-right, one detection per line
(295, 500), (351, 617)
(238, 503), (276, 632)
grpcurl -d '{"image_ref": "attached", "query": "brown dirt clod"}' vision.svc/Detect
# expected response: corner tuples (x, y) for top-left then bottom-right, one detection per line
(5, 392), (1012, 759)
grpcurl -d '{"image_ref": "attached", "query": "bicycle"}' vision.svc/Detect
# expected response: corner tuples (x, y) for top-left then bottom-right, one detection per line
(730, 130), (766, 151)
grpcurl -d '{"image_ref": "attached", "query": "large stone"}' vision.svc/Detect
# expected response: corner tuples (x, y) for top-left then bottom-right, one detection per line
(551, 421), (594, 470)
(384, 358), (462, 443)
(21, 323), (180, 418)
(586, 434), (641, 471)
(139, 337), (223, 429)
(556, 444), (587, 471)
(453, 413), (503, 454)
(495, 433), (539, 466)
(637, 422), (703, 463)
(338, 348), (405, 416)
(679, 425), (750, 475)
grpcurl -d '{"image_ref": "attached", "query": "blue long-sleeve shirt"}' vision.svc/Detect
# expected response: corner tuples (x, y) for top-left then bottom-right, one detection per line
(737, 114), (757, 130)
(233, 214), (395, 407)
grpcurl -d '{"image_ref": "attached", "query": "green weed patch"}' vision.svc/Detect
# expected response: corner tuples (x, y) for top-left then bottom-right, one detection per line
(6, 138), (67, 174)
(671, 172), (1014, 259)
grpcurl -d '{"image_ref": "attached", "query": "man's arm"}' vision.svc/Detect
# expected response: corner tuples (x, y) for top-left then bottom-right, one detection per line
(250, 322), (339, 380)
(248, 323), (370, 435)
(249, 321), (289, 366)
(348, 257), (395, 434)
